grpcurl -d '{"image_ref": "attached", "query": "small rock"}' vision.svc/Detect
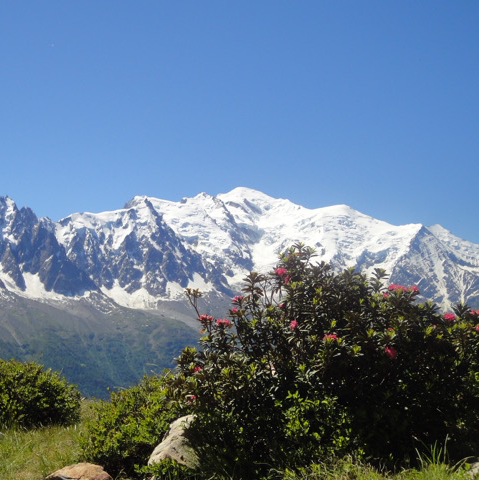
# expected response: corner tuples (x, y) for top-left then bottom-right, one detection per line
(45, 462), (112, 480)
(148, 414), (199, 469)
(468, 461), (479, 477)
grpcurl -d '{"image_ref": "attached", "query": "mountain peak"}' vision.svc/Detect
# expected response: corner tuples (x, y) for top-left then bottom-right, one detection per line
(0, 195), (17, 211)
(220, 186), (279, 203)
(124, 195), (150, 209)
(0, 196), (19, 228)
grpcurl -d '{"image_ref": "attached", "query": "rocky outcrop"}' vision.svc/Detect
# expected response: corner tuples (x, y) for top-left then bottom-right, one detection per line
(148, 414), (199, 470)
(45, 462), (112, 480)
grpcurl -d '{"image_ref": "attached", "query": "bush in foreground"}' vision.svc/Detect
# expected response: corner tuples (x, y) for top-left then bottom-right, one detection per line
(0, 359), (80, 429)
(80, 373), (186, 478)
(170, 243), (479, 478)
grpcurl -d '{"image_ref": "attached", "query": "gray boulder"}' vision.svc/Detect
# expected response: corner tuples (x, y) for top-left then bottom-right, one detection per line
(148, 414), (199, 469)
(468, 461), (479, 477)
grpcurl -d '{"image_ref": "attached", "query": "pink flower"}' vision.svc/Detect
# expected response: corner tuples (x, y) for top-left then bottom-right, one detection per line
(443, 313), (456, 323)
(193, 366), (202, 373)
(382, 293), (389, 298)
(323, 334), (338, 342)
(186, 395), (197, 403)
(289, 320), (298, 331)
(387, 284), (418, 293)
(215, 318), (231, 328)
(230, 308), (238, 314)
(275, 268), (287, 276)
(279, 303), (286, 310)
(198, 314), (213, 324)
(384, 346), (397, 359)
(232, 296), (243, 303)
(475, 325), (479, 332)
(388, 284), (407, 293)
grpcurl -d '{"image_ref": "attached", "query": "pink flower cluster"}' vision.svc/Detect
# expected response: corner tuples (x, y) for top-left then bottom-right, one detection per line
(323, 334), (338, 342)
(230, 307), (238, 314)
(387, 284), (419, 293)
(275, 268), (291, 285)
(443, 313), (456, 323)
(289, 320), (298, 331)
(232, 296), (243, 303)
(470, 310), (479, 316)
(215, 318), (232, 328)
(193, 366), (202, 373)
(384, 346), (397, 359)
(198, 314), (213, 326)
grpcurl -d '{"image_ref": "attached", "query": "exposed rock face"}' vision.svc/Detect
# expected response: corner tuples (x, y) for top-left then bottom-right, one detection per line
(56, 197), (229, 303)
(0, 196), (97, 296)
(148, 415), (199, 470)
(45, 462), (112, 480)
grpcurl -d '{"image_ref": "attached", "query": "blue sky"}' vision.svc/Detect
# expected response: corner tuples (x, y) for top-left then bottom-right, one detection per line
(1, 2), (479, 242)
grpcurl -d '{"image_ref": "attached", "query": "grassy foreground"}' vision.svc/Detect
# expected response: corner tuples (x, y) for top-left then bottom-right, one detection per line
(0, 401), (96, 480)
(0, 399), (476, 480)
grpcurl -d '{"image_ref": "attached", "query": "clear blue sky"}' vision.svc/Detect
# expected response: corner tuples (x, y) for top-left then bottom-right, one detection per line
(1, 2), (478, 242)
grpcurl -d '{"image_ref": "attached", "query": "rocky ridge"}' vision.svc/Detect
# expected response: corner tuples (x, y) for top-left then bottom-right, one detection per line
(0, 188), (479, 311)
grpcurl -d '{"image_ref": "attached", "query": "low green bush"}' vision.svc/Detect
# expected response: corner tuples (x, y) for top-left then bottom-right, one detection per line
(170, 243), (479, 478)
(0, 359), (80, 428)
(80, 372), (186, 478)
(137, 458), (200, 479)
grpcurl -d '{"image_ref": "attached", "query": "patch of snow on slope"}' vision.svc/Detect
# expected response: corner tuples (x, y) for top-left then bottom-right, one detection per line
(22, 273), (68, 301)
(188, 272), (213, 292)
(101, 281), (161, 309)
(0, 268), (88, 302)
(0, 267), (21, 293)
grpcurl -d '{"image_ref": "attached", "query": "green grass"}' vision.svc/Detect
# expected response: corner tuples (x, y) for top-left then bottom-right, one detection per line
(0, 400), (96, 480)
(277, 456), (474, 480)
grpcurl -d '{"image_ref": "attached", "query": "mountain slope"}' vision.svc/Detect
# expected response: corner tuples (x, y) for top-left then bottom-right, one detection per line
(0, 287), (198, 398)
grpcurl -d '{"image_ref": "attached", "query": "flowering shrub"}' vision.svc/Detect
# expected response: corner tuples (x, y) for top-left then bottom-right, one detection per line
(170, 244), (479, 477)
(80, 373), (186, 478)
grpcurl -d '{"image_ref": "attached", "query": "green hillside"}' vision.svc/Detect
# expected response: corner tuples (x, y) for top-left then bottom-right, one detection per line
(0, 295), (199, 398)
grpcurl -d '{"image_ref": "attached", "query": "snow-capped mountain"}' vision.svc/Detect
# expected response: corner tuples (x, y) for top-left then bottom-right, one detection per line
(0, 196), (97, 298)
(1, 187), (479, 311)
